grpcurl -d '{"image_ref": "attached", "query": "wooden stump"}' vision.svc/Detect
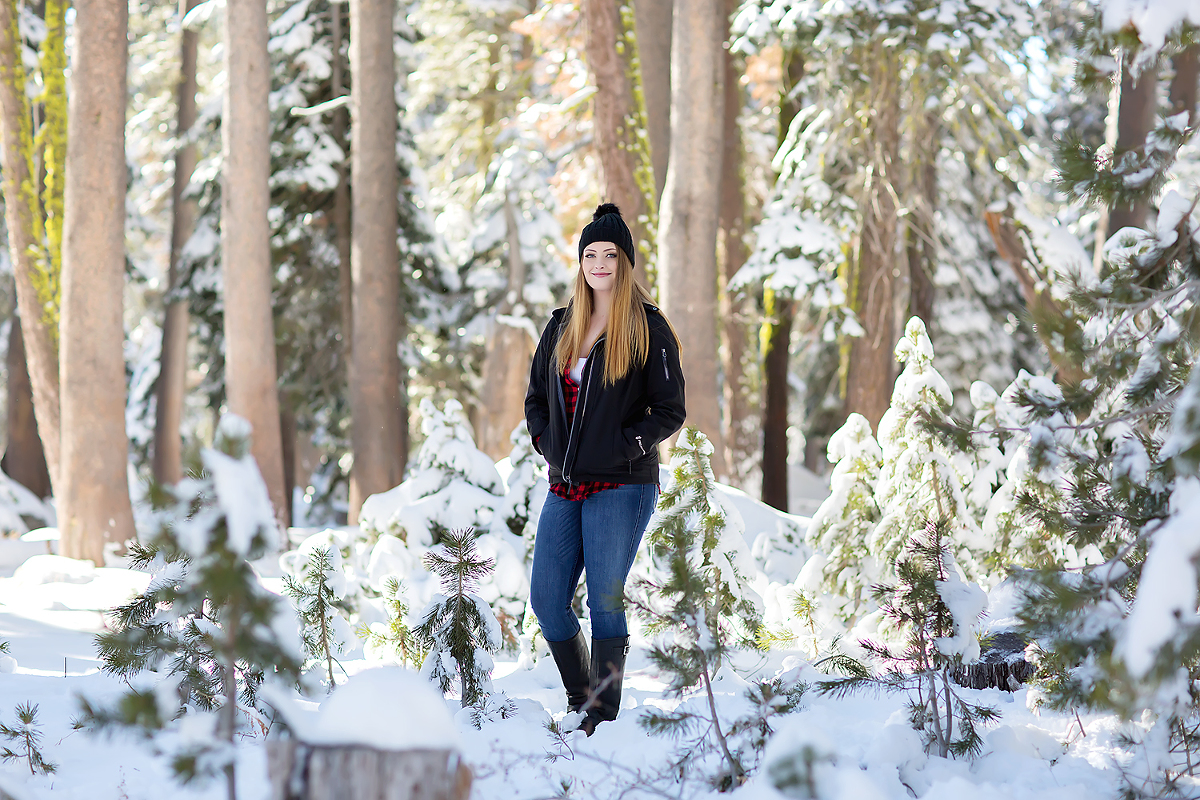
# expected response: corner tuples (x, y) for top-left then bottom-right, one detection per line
(950, 631), (1035, 692)
(267, 740), (472, 800)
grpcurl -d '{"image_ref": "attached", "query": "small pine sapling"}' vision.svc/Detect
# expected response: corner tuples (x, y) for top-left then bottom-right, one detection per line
(414, 527), (504, 709)
(821, 520), (996, 758)
(0, 702), (56, 775)
(283, 535), (351, 689)
(806, 413), (883, 624)
(361, 576), (424, 667)
(629, 427), (763, 787)
(81, 416), (303, 800)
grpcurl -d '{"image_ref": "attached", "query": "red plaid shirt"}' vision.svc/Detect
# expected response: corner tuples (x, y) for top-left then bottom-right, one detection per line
(549, 364), (623, 501)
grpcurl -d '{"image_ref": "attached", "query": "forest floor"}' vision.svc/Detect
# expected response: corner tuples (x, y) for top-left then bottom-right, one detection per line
(0, 543), (1131, 800)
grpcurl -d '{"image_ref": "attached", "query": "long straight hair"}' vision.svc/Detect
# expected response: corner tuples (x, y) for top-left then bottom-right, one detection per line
(554, 250), (677, 385)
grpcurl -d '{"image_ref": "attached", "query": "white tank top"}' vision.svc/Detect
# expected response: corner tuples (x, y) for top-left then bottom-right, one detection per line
(570, 357), (587, 383)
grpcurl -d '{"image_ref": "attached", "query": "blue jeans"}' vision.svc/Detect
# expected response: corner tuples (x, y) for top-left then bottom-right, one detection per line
(530, 483), (659, 642)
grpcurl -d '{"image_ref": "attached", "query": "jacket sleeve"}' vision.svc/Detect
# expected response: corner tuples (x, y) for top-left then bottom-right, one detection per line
(621, 319), (686, 458)
(525, 311), (560, 455)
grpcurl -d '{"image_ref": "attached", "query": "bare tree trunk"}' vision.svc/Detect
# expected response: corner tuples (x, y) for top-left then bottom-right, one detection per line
(1108, 61), (1158, 233)
(331, 1), (353, 369)
(477, 201), (535, 460)
(3, 318), (51, 497)
(843, 44), (900, 432)
(1170, 45), (1199, 126)
(657, 0), (726, 476)
(60, 0), (136, 563)
(906, 110), (938, 327)
(223, 0), (288, 525)
(759, 48), (803, 506)
(154, 0), (201, 487)
(0, 1), (62, 495)
(1094, 56), (1159, 267)
(718, 0), (752, 489)
(631, 0), (671, 206)
(347, 0), (402, 523)
(280, 401), (295, 527)
(760, 292), (792, 511)
(582, 0), (653, 285)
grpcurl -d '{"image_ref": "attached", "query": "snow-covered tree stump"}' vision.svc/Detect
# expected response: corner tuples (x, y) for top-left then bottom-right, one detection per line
(267, 740), (471, 800)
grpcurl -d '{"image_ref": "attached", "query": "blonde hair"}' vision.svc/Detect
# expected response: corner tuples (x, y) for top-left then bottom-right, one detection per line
(554, 250), (677, 385)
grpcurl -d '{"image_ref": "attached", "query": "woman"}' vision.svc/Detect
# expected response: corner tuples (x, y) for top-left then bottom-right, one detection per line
(525, 203), (685, 735)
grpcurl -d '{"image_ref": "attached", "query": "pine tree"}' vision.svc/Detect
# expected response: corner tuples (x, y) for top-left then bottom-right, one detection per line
(629, 427), (763, 786)
(805, 412), (883, 624)
(282, 532), (352, 689)
(414, 527), (504, 709)
(870, 318), (984, 581)
(358, 398), (505, 548)
(82, 415), (303, 793)
(821, 520), (996, 758)
(0, 702), (55, 776)
(361, 576), (424, 667)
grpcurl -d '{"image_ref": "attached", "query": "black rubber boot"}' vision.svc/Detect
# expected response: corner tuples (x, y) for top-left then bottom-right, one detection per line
(580, 636), (629, 736)
(546, 629), (591, 712)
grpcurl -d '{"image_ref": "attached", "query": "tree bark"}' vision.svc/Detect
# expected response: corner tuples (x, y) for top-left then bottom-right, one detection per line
(223, 0), (288, 525)
(906, 110), (938, 327)
(347, 0), (403, 523)
(760, 292), (792, 511)
(632, 0), (672, 206)
(331, 1), (353, 371)
(60, 0), (136, 562)
(657, 0), (726, 477)
(153, 0), (201, 487)
(582, 0), (652, 286)
(2, 318), (51, 498)
(1170, 44), (1199, 126)
(1108, 61), (1158, 233)
(477, 200), (535, 460)
(0, 1), (62, 496)
(843, 44), (900, 432)
(758, 47), (804, 507)
(718, 0), (752, 489)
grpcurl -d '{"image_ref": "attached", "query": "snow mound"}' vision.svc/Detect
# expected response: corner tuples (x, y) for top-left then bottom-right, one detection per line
(306, 668), (460, 750)
(13, 555), (96, 585)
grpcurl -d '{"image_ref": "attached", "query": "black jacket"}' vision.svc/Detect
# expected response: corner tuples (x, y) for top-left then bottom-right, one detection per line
(525, 303), (686, 485)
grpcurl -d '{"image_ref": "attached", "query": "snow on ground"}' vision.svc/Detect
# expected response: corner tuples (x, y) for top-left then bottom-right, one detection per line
(0, 532), (1131, 800)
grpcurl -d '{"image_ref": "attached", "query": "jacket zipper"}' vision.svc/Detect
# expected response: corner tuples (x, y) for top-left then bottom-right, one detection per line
(661, 348), (669, 381)
(563, 336), (604, 485)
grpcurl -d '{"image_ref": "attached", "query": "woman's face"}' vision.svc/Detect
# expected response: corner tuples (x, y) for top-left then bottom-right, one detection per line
(581, 242), (620, 294)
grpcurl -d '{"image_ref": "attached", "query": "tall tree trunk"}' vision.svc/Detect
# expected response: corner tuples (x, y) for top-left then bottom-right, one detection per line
(1094, 55), (1159, 268)
(60, 0), (136, 563)
(1170, 44), (1199, 126)
(760, 292), (792, 510)
(0, 0), (62, 495)
(223, 0), (288, 524)
(331, 0), (353, 370)
(477, 200), (535, 460)
(3, 318), (51, 497)
(632, 0), (672, 206)
(906, 110), (938, 327)
(718, 0), (752, 489)
(1108, 60), (1158, 233)
(657, 0), (726, 477)
(582, 0), (653, 286)
(758, 48), (804, 508)
(280, 401), (295, 527)
(347, 0), (402, 523)
(154, 0), (201, 487)
(843, 44), (900, 432)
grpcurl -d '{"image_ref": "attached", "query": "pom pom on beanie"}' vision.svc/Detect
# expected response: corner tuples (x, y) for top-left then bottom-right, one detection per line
(578, 203), (636, 267)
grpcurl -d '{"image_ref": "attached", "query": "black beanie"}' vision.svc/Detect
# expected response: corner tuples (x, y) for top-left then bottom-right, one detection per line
(578, 203), (636, 267)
